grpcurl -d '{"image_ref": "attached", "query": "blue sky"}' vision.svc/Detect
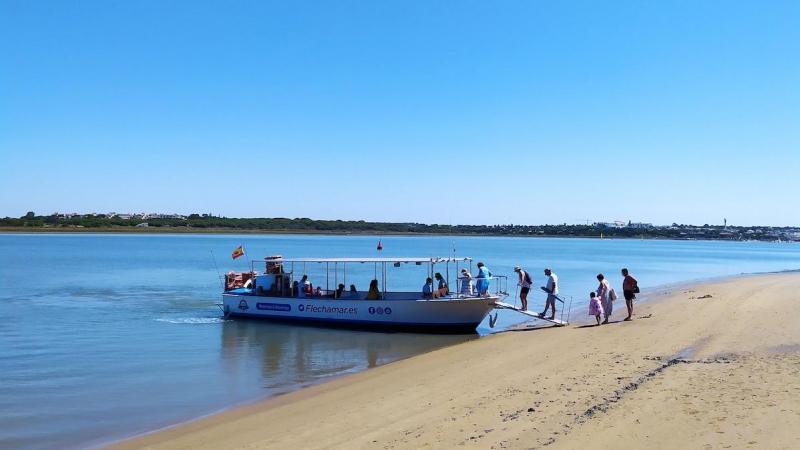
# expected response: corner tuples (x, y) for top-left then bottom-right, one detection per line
(1, 1), (798, 226)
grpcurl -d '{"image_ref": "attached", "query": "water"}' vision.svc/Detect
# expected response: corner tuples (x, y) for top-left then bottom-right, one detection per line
(1, 233), (798, 449)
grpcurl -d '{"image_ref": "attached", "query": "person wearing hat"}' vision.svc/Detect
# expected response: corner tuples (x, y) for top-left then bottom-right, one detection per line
(459, 268), (474, 295)
(539, 268), (558, 320)
(514, 266), (532, 311)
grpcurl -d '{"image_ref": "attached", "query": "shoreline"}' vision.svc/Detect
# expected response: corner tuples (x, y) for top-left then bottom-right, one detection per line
(1, 227), (790, 243)
(108, 271), (800, 449)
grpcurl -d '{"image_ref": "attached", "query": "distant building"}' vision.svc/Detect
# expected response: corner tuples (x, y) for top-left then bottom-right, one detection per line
(594, 221), (627, 229)
(135, 222), (149, 227)
(628, 222), (654, 229)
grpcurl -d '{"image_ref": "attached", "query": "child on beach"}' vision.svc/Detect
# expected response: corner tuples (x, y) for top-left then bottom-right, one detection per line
(589, 291), (603, 326)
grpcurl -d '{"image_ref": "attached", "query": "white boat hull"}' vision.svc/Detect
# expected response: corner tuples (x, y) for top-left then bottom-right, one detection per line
(221, 293), (497, 333)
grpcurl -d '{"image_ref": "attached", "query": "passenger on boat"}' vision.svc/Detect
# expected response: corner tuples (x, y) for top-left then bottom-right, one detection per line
(349, 284), (358, 298)
(434, 272), (449, 298)
(366, 279), (382, 300)
(460, 268), (474, 295)
(292, 281), (302, 298)
(475, 262), (492, 296)
(314, 286), (323, 297)
(422, 277), (434, 299)
(300, 275), (313, 297)
(335, 283), (346, 299)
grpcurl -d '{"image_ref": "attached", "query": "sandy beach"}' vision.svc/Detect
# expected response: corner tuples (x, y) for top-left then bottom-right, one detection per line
(111, 272), (800, 450)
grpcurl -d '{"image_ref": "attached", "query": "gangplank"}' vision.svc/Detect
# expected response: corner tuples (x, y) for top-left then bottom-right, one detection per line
(493, 301), (569, 326)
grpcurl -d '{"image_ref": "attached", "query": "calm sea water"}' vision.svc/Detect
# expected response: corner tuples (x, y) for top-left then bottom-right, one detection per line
(1, 233), (799, 449)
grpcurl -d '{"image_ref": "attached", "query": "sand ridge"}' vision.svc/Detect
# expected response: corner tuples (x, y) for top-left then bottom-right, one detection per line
(110, 272), (800, 449)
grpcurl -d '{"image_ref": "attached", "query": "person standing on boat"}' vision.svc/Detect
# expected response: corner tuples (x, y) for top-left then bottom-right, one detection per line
(621, 268), (639, 321)
(596, 273), (612, 324)
(539, 268), (558, 320)
(460, 268), (473, 295)
(292, 280), (301, 298)
(299, 274), (312, 298)
(475, 262), (492, 296)
(513, 266), (532, 311)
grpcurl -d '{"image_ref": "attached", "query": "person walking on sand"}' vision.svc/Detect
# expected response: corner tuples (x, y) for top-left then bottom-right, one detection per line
(621, 268), (639, 321)
(588, 291), (603, 326)
(596, 273), (611, 324)
(513, 266), (532, 311)
(538, 268), (558, 320)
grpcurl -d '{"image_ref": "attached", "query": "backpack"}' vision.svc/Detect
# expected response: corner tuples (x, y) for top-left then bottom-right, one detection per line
(609, 288), (618, 301)
(523, 271), (532, 285)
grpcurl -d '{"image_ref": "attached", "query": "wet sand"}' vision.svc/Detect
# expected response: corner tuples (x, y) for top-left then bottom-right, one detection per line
(111, 272), (800, 449)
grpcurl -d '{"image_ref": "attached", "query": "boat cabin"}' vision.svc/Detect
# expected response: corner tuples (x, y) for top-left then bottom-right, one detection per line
(223, 256), (507, 301)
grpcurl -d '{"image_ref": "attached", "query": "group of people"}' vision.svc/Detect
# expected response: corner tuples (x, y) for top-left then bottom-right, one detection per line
(421, 261), (495, 299)
(293, 275), (362, 299)
(455, 262), (494, 296)
(512, 266), (559, 319)
(295, 279), (384, 300)
(291, 264), (640, 323)
(512, 266), (639, 325)
(589, 268), (639, 325)
(588, 268), (639, 325)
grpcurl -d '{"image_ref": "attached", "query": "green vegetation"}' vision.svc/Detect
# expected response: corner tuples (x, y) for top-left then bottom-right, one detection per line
(1, 212), (797, 241)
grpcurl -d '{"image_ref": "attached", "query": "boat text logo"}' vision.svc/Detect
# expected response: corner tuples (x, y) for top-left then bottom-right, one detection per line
(300, 304), (358, 315)
(368, 306), (392, 315)
(238, 299), (249, 311)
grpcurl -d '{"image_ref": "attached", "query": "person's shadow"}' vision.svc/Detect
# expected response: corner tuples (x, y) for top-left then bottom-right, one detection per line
(574, 320), (623, 329)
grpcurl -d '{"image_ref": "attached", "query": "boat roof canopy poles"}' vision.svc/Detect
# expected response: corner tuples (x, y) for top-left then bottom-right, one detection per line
(268, 257), (473, 264)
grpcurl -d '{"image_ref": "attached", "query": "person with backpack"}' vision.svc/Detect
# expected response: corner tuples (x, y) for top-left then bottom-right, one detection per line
(621, 268), (639, 321)
(513, 266), (533, 311)
(539, 268), (559, 320)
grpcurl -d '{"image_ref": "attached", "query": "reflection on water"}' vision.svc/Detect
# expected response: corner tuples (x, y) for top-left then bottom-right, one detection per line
(221, 320), (474, 387)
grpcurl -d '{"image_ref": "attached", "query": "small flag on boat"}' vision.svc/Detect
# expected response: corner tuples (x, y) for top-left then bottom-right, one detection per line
(231, 245), (245, 260)
(377, 240), (383, 251)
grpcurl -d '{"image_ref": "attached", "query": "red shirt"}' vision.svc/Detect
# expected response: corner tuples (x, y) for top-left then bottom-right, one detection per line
(623, 275), (637, 291)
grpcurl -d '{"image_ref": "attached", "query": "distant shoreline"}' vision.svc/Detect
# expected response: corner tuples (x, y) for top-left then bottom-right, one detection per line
(0, 226), (750, 241)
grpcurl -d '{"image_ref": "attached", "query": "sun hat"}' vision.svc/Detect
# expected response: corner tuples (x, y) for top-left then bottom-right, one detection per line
(513, 266), (521, 271)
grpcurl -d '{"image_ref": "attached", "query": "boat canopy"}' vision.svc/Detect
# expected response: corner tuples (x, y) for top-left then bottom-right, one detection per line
(226, 254), (508, 300)
(274, 257), (472, 264)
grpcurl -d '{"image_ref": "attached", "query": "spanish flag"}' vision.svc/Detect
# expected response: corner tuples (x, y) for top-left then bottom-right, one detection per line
(231, 245), (245, 260)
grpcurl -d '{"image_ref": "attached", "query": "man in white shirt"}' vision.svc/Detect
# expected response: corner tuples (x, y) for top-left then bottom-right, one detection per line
(539, 268), (559, 320)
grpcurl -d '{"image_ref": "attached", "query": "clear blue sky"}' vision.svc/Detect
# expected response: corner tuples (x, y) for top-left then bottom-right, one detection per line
(1, 1), (798, 226)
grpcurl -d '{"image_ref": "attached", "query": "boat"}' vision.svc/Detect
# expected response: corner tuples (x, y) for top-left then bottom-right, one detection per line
(220, 256), (508, 333)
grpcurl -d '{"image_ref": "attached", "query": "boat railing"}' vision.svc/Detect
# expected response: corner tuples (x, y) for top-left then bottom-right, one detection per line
(492, 275), (509, 296)
(454, 274), (508, 298)
(228, 255), (509, 301)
